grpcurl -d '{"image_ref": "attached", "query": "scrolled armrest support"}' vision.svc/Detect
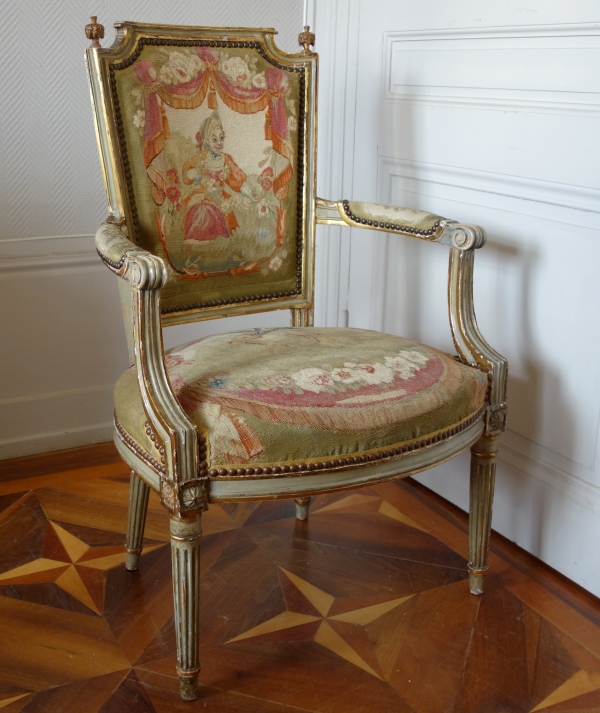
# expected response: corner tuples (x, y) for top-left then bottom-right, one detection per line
(96, 220), (166, 286)
(96, 220), (199, 504)
(449, 248), (508, 434)
(440, 223), (486, 251)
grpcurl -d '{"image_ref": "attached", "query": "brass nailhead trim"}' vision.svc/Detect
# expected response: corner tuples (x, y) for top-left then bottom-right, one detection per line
(108, 37), (308, 316)
(342, 200), (442, 238)
(208, 404), (487, 478)
(97, 248), (125, 270)
(115, 416), (166, 474)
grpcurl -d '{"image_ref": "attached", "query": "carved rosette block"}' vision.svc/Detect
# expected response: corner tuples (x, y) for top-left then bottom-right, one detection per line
(161, 477), (208, 517)
(181, 483), (205, 510)
(171, 516), (202, 700)
(468, 435), (499, 595)
(125, 471), (150, 570)
(85, 16), (104, 48)
(295, 496), (312, 521)
(486, 404), (507, 436)
(298, 25), (315, 55)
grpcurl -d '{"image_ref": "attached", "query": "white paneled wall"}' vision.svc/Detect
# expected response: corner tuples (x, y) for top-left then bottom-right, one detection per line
(0, 0), (302, 459)
(309, 0), (600, 595)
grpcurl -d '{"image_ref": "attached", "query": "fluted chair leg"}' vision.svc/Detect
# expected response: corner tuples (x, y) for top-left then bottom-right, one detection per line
(171, 514), (202, 701)
(295, 496), (312, 521)
(125, 471), (150, 571)
(468, 435), (499, 595)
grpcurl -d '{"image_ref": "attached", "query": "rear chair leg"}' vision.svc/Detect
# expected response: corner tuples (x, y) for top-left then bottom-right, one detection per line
(295, 496), (312, 521)
(125, 470), (150, 571)
(171, 514), (202, 701)
(468, 435), (499, 595)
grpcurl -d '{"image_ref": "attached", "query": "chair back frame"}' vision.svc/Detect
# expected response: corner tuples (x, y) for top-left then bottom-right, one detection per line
(86, 22), (318, 327)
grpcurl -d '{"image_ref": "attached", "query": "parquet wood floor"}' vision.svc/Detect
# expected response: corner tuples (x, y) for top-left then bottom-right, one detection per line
(0, 444), (599, 712)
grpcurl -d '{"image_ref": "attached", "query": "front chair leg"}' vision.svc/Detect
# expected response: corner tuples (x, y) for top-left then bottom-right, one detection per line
(468, 435), (499, 595)
(125, 471), (150, 571)
(295, 496), (312, 521)
(171, 514), (202, 701)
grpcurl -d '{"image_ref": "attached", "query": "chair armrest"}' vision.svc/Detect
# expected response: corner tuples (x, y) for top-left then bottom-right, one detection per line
(315, 199), (506, 433)
(316, 197), (485, 250)
(96, 221), (200, 504)
(96, 219), (155, 277)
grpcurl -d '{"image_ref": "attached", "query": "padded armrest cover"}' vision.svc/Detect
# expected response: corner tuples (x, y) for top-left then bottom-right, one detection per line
(345, 201), (443, 235)
(95, 222), (140, 266)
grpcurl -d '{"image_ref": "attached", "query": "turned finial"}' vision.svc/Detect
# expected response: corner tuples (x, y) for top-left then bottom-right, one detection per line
(85, 16), (104, 48)
(298, 25), (315, 55)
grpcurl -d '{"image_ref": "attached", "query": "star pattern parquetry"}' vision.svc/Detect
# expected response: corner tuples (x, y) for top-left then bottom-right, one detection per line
(0, 456), (599, 711)
(227, 566), (414, 679)
(0, 519), (162, 615)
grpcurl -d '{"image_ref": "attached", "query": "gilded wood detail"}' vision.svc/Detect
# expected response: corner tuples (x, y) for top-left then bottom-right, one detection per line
(125, 470), (150, 570)
(85, 16), (104, 48)
(468, 435), (499, 595)
(298, 25), (316, 56)
(170, 515), (202, 700)
(96, 221), (199, 488)
(448, 249), (508, 427)
(290, 306), (314, 326)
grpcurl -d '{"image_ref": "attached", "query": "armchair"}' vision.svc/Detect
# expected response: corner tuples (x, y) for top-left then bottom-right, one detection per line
(85, 19), (506, 701)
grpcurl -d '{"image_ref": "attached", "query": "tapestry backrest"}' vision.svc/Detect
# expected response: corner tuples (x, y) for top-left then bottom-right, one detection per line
(86, 22), (317, 325)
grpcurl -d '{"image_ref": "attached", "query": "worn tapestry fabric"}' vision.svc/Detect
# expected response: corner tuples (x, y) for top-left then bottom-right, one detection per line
(347, 202), (443, 232)
(115, 328), (487, 471)
(113, 44), (302, 310)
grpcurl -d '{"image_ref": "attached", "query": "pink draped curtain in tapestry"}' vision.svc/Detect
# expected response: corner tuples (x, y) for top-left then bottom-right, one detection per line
(133, 48), (294, 205)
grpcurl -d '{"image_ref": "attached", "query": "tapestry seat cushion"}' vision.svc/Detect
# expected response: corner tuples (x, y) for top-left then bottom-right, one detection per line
(114, 327), (487, 474)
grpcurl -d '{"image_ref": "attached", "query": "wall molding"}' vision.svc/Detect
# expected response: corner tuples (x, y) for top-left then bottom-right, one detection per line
(0, 384), (112, 408)
(386, 22), (600, 40)
(500, 430), (600, 516)
(379, 156), (600, 218)
(0, 234), (98, 276)
(377, 153), (600, 484)
(383, 22), (600, 117)
(310, 0), (360, 328)
(0, 232), (126, 461)
(0, 252), (100, 276)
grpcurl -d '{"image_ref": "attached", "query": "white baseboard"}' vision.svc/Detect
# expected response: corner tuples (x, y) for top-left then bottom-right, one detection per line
(0, 384), (115, 461)
(500, 431), (600, 516)
(0, 423), (114, 462)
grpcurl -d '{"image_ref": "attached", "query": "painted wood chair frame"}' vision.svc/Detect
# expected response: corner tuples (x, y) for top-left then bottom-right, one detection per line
(85, 19), (507, 701)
